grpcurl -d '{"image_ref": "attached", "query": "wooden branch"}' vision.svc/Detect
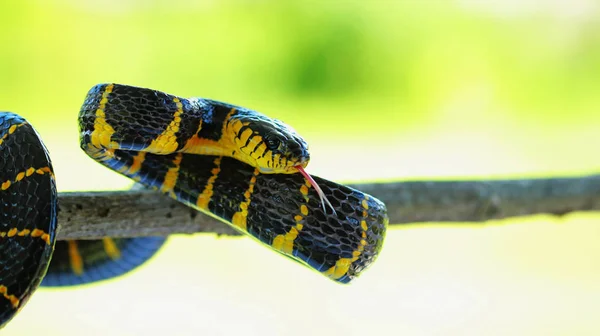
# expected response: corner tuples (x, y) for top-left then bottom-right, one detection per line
(56, 174), (600, 240)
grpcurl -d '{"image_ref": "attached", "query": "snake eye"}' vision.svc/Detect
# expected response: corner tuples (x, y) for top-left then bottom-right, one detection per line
(265, 136), (281, 151)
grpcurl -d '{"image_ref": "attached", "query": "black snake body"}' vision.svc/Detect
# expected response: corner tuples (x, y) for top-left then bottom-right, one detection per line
(0, 83), (388, 329)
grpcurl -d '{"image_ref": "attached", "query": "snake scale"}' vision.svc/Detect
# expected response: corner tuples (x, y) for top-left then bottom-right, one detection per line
(0, 83), (388, 328)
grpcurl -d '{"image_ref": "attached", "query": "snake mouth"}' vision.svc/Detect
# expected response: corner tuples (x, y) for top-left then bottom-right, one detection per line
(295, 165), (336, 215)
(255, 156), (309, 174)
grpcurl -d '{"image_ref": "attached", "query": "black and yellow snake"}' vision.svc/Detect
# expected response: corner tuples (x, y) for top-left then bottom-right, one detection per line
(0, 83), (388, 328)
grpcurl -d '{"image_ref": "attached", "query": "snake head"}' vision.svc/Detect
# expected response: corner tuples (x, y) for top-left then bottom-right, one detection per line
(224, 108), (310, 174)
(223, 107), (336, 214)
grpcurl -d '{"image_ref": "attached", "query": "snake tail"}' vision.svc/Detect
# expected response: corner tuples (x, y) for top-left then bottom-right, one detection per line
(41, 237), (167, 287)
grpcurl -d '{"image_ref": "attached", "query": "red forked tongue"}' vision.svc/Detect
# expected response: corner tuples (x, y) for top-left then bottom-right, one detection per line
(295, 165), (336, 215)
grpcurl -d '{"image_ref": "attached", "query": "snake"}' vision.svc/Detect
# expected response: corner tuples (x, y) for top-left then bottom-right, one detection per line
(0, 83), (388, 329)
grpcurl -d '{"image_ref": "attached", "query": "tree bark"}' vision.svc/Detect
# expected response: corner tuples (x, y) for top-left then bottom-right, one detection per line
(56, 174), (600, 240)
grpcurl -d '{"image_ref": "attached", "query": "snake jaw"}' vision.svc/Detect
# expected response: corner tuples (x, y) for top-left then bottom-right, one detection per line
(295, 165), (337, 215)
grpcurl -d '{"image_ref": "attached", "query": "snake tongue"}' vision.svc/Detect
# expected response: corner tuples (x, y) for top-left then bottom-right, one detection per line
(295, 165), (336, 215)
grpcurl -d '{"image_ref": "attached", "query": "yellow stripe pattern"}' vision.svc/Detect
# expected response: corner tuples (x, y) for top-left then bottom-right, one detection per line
(0, 122), (26, 147)
(272, 180), (311, 254)
(182, 107), (236, 157)
(160, 153), (183, 197)
(0, 228), (51, 245)
(145, 97), (184, 154)
(323, 195), (370, 280)
(1, 166), (54, 194)
(68, 241), (84, 275)
(196, 157), (222, 209)
(90, 83), (119, 149)
(0, 285), (19, 308)
(102, 238), (121, 260)
(118, 151), (146, 175)
(231, 168), (260, 231)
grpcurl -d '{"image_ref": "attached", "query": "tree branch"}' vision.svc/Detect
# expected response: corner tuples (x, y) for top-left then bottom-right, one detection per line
(56, 174), (600, 240)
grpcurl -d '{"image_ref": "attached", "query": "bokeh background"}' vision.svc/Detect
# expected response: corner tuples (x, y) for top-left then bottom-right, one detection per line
(2, 1), (600, 335)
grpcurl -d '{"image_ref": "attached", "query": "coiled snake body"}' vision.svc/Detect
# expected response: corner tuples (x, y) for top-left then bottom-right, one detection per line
(0, 83), (388, 328)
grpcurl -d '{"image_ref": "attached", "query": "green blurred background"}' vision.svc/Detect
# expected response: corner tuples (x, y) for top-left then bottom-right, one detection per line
(2, 1), (600, 335)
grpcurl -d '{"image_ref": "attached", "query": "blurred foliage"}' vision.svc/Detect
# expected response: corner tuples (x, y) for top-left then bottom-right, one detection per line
(1, 1), (599, 134)
(1, 1), (600, 335)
